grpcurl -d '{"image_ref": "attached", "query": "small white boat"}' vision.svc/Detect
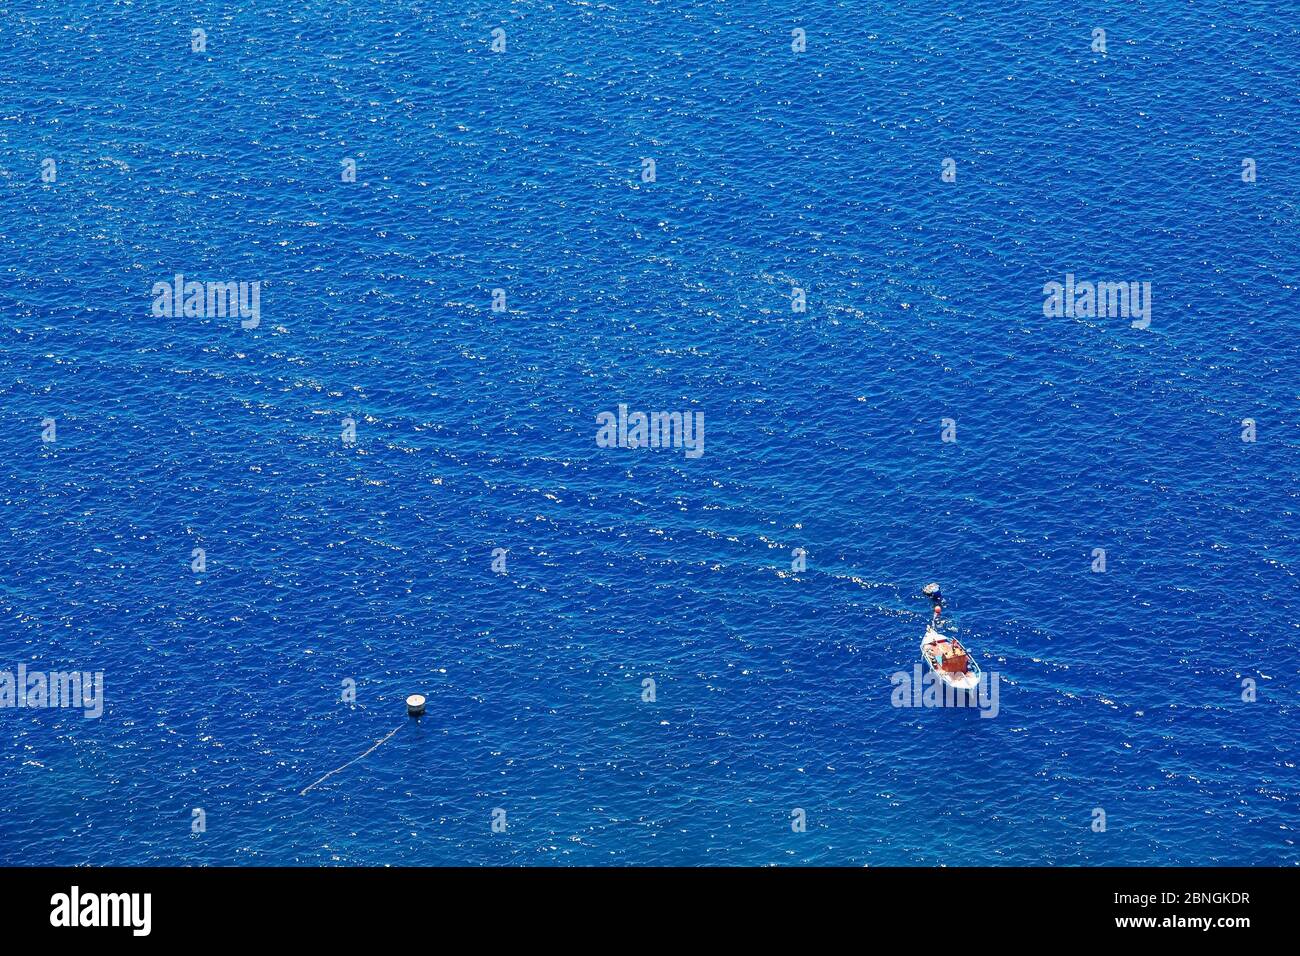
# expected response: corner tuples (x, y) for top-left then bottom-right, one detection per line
(921, 626), (981, 691)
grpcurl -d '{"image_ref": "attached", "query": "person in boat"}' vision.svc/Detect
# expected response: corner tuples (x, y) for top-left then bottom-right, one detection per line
(928, 631), (967, 671)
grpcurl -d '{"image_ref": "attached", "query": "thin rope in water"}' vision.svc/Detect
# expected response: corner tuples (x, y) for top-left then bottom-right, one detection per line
(300, 726), (401, 796)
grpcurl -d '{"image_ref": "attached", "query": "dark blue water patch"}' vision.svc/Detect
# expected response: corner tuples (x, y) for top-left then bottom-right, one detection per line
(0, 0), (1296, 866)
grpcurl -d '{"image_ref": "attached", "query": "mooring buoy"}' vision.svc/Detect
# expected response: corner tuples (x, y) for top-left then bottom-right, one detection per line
(406, 694), (426, 717)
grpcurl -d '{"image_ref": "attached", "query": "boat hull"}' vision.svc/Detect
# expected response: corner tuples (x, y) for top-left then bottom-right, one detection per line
(920, 627), (981, 691)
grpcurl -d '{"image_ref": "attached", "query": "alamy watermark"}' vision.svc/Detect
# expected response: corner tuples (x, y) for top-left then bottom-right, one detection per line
(890, 665), (1000, 718)
(596, 404), (705, 459)
(0, 665), (103, 718)
(151, 274), (261, 329)
(1043, 274), (1151, 329)
(50, 886), (150, 936)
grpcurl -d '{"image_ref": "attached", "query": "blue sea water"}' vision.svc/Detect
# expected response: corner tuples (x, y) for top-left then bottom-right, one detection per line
(0, 0), (1296, 866)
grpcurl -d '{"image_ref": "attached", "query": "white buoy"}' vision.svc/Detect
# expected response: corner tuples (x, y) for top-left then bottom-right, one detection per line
(406, 694), (426, 717)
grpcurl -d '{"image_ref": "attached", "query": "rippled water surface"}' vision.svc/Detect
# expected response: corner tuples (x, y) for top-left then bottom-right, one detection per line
(1, 1), (1296, 865)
